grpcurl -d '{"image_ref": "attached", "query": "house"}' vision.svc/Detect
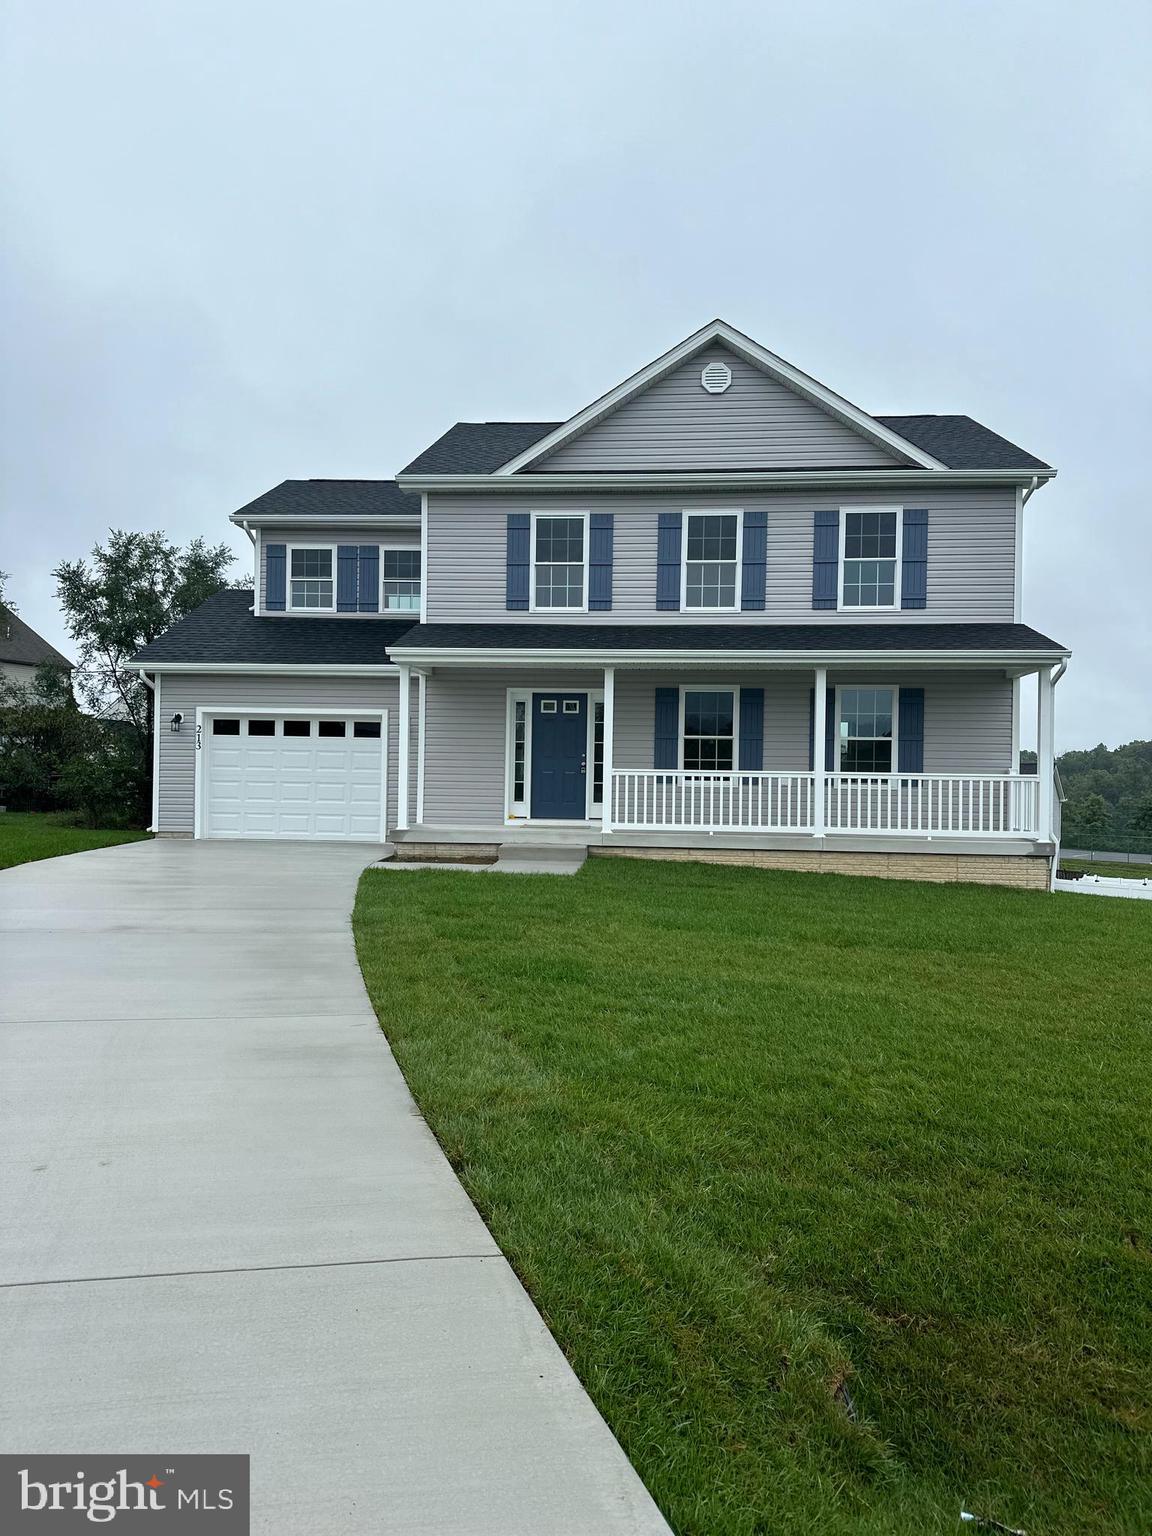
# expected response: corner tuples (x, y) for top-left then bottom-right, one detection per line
(0, 608), (73, 687)
(129, 320), (1070, 888)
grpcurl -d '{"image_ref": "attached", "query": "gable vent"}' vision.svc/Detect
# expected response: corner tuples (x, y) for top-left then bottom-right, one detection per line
(700, 360), (732, 394)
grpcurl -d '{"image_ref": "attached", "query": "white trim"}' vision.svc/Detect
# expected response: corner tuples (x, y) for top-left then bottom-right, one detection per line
(419, 493), (428, 624)
(125, 663), (400, 676)
(678, 683), (740, 771)
(193, 706), (389, 843)
(149, 672), (161, 833)
(491, 320), (948, 474)
(1013, 485), (1024, 622)
(528, 510), (590, 614)
(834, 683), (900, 775)
(838, 506), (903, 611)
(254, 527), (262, 615)
(1011, 675), (1021, 772)
(397, 665), (410, 830)
(1036, 665), (1055, 841)
(680, 509), (743, 613)
(286, 543), (337, 613)
(399, 468), (1058, 493)
(503, 686), (604, 822)
(812, 667), (827, 836)
(388, 646), (1069, 669)
(379, 542), (422, 617)
(229, 514), (420, 529)
(602, 667), (614, 834)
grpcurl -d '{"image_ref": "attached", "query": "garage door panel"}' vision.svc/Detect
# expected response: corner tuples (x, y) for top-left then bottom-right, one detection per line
(204, 715), (385, 842)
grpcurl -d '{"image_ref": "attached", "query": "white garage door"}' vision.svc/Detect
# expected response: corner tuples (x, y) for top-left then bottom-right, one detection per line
(202, 713), (386, 841)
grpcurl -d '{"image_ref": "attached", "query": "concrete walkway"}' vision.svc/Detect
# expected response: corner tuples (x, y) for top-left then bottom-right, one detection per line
(0, 840), (670, 1535)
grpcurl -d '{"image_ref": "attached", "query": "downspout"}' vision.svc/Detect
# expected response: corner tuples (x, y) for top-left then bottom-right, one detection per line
(138, 671), (159, 833)
(1021, 474), (1041, 505)
(1047, 659), (1069, 890)
(240, 519), (257, 612)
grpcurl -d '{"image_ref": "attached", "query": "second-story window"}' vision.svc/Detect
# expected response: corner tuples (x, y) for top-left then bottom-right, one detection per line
(841, 510), (899, 608)
(683, 513), (740, 609)
(289, 547), (335, 609)
(382, 549), (421, 611)
(533, 515), (586, 609)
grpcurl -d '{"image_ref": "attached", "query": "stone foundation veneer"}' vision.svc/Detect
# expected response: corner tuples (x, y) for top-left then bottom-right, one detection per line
(590, 846), (1051, 889)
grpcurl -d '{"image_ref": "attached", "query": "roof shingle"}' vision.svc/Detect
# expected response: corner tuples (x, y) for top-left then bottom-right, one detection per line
(232, 479), (420, 520)
(390, 622), (1068, 653)
(131, 590), (407, 666)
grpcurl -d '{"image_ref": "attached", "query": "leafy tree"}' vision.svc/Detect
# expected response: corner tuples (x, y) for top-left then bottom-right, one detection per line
(0, 569), (13, 615)
(1063, 791), (1111, 837)
(54, 531), (236, 741)
(1131, 796), (1152, 835)
(0, 664), (89, 812)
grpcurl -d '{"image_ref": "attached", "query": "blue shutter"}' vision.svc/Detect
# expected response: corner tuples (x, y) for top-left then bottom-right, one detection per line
(738, 688), (764, 770)
(654, 687), (679, 769)
(357, 545), (380, 613)
(901, 509), (928, 610)
(265, 543), (286, 611)
(811, 510), (839, 609)
(656, 512), (682, 611)
(741, 509), (767, 611)
(588, 513), (614, 611)
(506, 514), (530, 610)
(898, 688), (924, 772)
(337, 545), (359, 612)
(808, 687), (837, 771)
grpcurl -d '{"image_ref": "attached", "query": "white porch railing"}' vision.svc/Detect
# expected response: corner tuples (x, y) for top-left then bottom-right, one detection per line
(611, 771), (814, 832)
(609, 771), (1041, 837)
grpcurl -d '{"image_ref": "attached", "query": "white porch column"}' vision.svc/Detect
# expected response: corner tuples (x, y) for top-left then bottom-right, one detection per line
(1036, 664), (1055, 841)
(602, 666), (615, 833)
(812, 665), (827, 838)
(396, 662), (411, 831)
(415, 671), (427, 825)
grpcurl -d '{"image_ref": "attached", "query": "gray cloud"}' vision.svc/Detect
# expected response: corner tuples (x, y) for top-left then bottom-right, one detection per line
(2, 0), (1149, 748)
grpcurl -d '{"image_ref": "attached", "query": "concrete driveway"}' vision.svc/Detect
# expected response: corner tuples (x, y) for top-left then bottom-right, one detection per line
(0, 839), (670, 1535)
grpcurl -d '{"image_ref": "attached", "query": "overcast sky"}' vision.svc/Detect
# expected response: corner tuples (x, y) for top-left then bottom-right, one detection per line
(2, 0), (1149, 750)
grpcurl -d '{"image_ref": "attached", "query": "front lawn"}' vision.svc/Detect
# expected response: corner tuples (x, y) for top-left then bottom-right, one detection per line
(353, 860), (1151, 1536)
(1060, 858), (1152, 881)
(0, 810), (150, 869)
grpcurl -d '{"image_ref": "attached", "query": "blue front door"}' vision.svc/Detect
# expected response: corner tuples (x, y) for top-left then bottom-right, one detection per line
(531, 694), (588, 819)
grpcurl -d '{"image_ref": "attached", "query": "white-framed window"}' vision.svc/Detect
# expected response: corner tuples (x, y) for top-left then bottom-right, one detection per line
(839, 509), (901, 609)
(382, 547), (421, 611)
(288, 545), (336, 610)
(682, 511), (742, 611)
(680, 687), (737, 772)
(837, 687), (896, 773)
(531, 513), (588, 610)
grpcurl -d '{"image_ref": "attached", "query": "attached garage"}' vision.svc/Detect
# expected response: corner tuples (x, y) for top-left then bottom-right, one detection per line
(198, 711), (388, 842)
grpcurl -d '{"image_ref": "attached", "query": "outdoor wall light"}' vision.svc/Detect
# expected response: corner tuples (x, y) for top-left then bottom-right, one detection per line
(170, 712), (184, 733)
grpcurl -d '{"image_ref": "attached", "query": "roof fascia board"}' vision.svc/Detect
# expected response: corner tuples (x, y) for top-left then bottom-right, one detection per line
(228, 514), (420, 529)
(491, 320), (947, 474)
(387, 646), (1069, 668)
(125, 662), (400, 675)
(400, 468), (1057, 493)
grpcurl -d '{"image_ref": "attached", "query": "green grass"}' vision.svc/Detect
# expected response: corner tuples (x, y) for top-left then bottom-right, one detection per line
(1060, 858), (1152, 881)
(353, 860), (1152, 1536)
(0, 810), (150, 869)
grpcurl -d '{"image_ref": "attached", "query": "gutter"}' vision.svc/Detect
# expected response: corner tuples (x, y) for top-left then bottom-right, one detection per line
(386, 646), (1071, 669)
(228, 514), (420, 529)
(397, 468), (1058, 495)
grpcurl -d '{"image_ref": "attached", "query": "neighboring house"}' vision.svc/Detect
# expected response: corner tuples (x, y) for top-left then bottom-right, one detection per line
(129, 320), (1069, 888)
(0, 609), (73, 687)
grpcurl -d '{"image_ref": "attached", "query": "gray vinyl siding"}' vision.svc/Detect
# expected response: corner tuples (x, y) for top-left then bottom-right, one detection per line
(257, 525), (421, 614)
(425, 487), (1018, 624)
(537, 347), (902, 471)
(418, 667), (1013, 827)
(154, 672), (417, 835)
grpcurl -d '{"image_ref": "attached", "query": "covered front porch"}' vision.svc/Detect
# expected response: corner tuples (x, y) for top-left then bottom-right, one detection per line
(387, 626), (1068, 861)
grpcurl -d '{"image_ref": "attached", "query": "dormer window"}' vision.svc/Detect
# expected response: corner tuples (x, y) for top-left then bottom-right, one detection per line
(289, 547), (335, 610)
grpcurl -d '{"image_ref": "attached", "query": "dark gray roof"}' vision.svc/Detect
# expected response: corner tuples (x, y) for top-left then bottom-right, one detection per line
(400, 423), (563, 476)
(0, 610), (72, 669)
(232, 479), (420, 520)
(131, 590), (408, 667)
(874, 416), (1050, 471)
(399, 415), (1050, 475)
(391, 622), (1067, 653)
